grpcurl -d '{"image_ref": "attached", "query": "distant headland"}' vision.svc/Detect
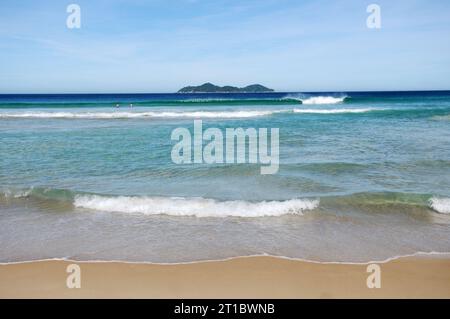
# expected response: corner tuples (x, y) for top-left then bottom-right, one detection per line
(177, 82), (274, 93)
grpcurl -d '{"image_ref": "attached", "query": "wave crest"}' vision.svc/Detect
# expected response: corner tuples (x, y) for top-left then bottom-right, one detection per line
(293, 108), (376, 114)
(283, 94), (348, 105)
(0, 110), (275, 119)
(74, 195), (319, 217)
(429, 197), (450, 214)
(301, 96), (347, 105)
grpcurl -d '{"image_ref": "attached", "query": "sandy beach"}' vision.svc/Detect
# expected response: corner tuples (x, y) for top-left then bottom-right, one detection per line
(1, 255), (449, 298)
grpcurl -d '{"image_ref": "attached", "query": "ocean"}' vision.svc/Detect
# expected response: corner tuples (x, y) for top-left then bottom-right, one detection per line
(1, 91), (449, 263)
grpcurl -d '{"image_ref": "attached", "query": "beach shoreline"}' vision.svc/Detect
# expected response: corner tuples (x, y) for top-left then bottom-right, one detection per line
(1, 255), (449, 299)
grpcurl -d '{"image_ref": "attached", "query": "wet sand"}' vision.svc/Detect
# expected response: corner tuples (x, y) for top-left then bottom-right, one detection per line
(1, 256), (449, 298)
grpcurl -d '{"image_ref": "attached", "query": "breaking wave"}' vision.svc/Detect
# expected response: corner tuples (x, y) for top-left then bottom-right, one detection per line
(3, 187), (450, 217)
(74, 195), (319, 217)
(282, 94), (348, 105)
(293, 108), (378, 114)
(0, 110), (276, 119)
(0, 107), (413, 119)
(429, 197), (450, 214)
(300, 96), (347, 105)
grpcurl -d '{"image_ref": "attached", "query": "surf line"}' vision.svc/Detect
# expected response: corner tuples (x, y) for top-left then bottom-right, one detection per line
(170, 120), (279, 174)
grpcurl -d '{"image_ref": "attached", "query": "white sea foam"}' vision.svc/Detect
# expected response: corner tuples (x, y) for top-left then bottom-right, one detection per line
(293, 108), (376, 114)
(429, 197), (450, 214)
(0, 110), (275, 119)
(282, 94), (348, 105)
(300, 96), (347, 105)
(1, 188), (32, 198)
(74, 195), (319, 217)
(0, 106), (382, 119)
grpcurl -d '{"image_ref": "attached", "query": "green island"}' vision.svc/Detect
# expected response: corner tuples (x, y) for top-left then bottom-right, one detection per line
(177, 82), (274, 93)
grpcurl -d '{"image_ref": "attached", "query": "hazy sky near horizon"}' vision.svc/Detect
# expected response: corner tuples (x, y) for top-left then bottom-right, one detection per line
(0, 0), (449, 93)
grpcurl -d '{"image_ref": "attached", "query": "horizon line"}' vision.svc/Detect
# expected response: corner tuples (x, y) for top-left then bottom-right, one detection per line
(1, 89), (450, 95)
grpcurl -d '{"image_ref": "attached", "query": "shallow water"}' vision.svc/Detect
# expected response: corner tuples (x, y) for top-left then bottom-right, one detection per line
(1, 91), (449, 263)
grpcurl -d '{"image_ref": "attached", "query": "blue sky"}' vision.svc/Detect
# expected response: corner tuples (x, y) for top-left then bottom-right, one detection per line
(0, 0), (449, 93)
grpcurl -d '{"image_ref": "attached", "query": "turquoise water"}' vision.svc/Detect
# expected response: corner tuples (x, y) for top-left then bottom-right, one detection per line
(1, 91), (450, 263)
